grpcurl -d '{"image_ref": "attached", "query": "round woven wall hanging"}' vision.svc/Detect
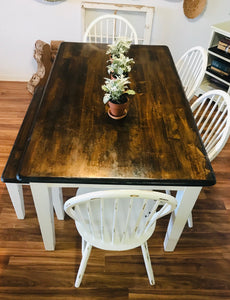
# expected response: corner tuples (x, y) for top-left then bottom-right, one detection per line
(183, 0), (207, 19)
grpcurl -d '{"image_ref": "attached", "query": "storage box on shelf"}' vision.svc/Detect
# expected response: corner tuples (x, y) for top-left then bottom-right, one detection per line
(197, 21), (230, 96)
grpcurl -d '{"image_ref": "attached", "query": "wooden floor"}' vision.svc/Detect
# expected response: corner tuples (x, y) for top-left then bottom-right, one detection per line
(0, 81), (230, 299)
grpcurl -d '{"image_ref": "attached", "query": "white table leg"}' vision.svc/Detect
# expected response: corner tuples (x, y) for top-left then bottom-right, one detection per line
(51, 187), (64, 220)
(6, 183), (25, 219)
(164, 186), (202, 252)
(30, 183), (55, 250)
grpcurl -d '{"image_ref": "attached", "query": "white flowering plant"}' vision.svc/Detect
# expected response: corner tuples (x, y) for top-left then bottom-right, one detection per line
(107, 54), (135, 77)
(102, 75), (135, 104)
(106, 39), (132, 58)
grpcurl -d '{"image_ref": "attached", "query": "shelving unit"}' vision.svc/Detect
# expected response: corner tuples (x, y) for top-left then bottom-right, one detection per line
(197, 21), (230, 95)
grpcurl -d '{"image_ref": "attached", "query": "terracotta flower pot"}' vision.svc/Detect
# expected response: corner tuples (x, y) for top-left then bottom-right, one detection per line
(108, 100), (128, 119)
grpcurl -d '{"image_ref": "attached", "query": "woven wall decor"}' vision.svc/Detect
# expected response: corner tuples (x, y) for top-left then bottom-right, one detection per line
(183, 0), (207, 19)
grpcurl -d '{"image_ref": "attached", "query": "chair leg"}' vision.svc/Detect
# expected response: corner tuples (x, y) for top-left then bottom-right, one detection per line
(82, 238), (86, 255)
(187, 212), (193, 228)
(141, 241), (155, 285)
(75, 242), (92, 288)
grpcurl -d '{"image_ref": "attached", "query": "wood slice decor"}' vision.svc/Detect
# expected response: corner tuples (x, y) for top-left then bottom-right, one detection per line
(50, 40), (63, 62)
(27, 40), (52, 94)
(183, 0), (207, 19)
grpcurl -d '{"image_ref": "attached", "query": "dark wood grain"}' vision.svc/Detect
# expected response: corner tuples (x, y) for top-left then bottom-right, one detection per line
(17, 43), (215, 186)
(0, 82), (229, 299)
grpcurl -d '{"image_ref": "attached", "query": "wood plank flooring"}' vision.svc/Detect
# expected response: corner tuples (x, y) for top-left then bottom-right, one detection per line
(0, 81), (230, 299)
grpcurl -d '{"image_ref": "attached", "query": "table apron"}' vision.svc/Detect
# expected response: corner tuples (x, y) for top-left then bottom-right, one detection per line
(46, 183), (189, 191)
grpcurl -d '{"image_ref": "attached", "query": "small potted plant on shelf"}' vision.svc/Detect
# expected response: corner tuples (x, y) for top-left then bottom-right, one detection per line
(102, 75), (135, 119)
(107, 54), (135, 79)
(106, 39), (132, 59)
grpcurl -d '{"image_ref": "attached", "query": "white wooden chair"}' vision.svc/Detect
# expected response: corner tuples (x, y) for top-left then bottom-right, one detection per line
(83, 14), (138, 44)
(187, 89), (230, 227)
(64, 189), (177, 287)
(176, 46), (207, 102)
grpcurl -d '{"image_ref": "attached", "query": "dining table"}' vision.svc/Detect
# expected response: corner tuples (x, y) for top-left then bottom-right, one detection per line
(2, 42), (216, 251)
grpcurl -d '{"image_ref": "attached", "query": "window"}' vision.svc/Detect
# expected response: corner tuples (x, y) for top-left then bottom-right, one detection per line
(81, 2), (155, 44)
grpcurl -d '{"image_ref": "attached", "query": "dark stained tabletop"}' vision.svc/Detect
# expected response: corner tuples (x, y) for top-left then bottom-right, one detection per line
(17, 42), (216, 186)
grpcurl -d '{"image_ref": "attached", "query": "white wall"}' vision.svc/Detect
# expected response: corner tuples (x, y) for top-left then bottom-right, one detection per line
(0, 0), (230, 81)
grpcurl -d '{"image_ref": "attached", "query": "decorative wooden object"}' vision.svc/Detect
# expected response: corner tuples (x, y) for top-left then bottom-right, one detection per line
(27, 40), (52, 94)
(50, 40), (63, 62)
(183, 0), (207, 19)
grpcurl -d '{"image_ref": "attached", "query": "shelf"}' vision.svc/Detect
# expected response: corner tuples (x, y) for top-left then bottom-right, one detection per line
(211, 21), (230, 38)
(208, 46), (230, 62)
(197, 21), (230, 95)
(207, 65), (230, 81)
(206, 68), (230, 86)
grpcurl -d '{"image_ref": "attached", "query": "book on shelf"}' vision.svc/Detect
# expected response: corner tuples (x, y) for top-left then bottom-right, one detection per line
(211, 59), (230, 75)
(217, 38), (230, 53)
(209, 76), (229, 88)
(218, 43), (230, 53)
(210, 65), (229, 76)
(207, 65), (230, 83)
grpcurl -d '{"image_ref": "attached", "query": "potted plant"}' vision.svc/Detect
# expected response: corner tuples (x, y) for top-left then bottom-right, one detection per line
(107, 54), (135, 79)
(102, 75), (135, 119)
(106, 39), (132, 59)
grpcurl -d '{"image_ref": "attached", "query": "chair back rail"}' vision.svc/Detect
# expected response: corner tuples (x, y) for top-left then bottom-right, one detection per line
(64, 190), (177, 251)
(176, 46), (207, 101)
(64, 189), (177, 286)
(191, 89), (230, 162)
(83, 14), (138, 44)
